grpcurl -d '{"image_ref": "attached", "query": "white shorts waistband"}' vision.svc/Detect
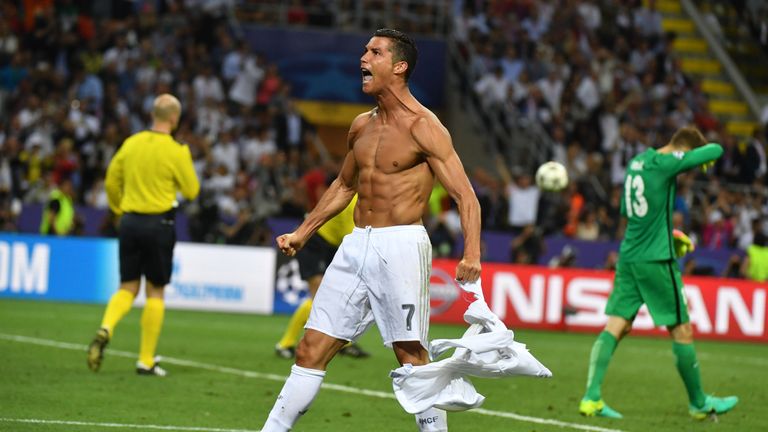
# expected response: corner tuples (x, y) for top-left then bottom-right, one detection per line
(352, 225), (427, 235)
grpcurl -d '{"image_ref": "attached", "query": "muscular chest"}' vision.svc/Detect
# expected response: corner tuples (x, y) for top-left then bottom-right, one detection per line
(354, 122), (423, 174)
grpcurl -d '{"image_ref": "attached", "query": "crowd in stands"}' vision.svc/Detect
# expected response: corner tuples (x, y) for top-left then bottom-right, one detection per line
(449, 0), (767, 279)
(0, 0), (334, 245)
(0, 0), (765, 281)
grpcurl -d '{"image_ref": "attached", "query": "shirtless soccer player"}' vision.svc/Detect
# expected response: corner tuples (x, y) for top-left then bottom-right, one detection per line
(260, 29), (482, 432)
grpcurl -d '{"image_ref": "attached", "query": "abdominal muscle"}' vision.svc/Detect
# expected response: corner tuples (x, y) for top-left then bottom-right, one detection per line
(353, 163), (433, 228)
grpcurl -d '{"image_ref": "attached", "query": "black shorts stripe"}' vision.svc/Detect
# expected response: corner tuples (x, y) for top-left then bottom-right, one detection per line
(666, 261), (681, 325)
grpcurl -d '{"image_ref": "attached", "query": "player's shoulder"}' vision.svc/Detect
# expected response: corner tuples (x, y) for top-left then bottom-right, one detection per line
(350, 108), (377, 130)
(409, 109), (448, 139)
(647, 148), (685, 168)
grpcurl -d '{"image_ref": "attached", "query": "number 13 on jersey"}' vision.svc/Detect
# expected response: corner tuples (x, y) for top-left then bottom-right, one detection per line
(625, 174), (648, 218)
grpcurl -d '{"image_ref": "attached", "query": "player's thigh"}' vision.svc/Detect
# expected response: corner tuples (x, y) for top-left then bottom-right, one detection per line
(140, 219), (176, 287)
(605, 261), (644, 321)
(636, 261), (689, 327)
(118, 214), (143, 282)
(306, 238), (374, 342)
(369, 232), (432, 349)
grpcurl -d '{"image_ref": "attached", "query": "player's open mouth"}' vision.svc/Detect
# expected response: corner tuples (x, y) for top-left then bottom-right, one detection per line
(361, 68), (373, 83)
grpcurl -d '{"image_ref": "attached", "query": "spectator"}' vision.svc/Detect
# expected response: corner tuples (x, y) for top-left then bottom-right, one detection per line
(274, 99), (312, 154)
(193, 64), (225, 104)
(563, 181), (585, 237)
(549, 244), (577, 268)
(702, 209), (733, 249)
(39, 176), (77, 236)
(743, 128), (767, 184)
(496, 157), (540, 232)
(741, 231), (768, 282)
(576, 206), (600, 241)
(474, 64), (509, 109)
(510, 225), (544, 264)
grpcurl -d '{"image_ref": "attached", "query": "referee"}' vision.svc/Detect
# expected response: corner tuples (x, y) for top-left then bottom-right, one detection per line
(87, 94), (200, 376)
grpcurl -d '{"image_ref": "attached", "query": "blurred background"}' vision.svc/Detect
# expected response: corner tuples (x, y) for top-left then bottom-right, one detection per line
(0, 0), (766, 281)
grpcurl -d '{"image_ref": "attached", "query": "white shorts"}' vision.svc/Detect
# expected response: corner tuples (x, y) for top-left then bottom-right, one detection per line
(306, 225), (432, 348)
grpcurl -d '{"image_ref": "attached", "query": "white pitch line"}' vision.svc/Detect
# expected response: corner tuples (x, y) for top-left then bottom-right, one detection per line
(0, 417), (259, 432)
(0, 333), (626, 432)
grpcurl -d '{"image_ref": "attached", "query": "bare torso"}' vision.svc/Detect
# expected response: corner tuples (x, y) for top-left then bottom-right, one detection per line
(351, 106), (435, 227)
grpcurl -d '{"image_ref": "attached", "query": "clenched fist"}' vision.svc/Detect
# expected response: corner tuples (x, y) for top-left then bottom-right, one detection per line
(276, 232), (306, 257)
(455, 257), (481, 283)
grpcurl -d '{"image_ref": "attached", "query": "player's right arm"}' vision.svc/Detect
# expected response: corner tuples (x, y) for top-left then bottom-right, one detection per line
(277, 113), (366, 256)
(105, 142), (126, 216)
(665, 143), (724, 175)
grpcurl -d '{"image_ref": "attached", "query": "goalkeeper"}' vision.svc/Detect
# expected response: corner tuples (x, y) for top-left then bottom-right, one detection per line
(579, 126), (738, 420)
(275, 194), (369, 359)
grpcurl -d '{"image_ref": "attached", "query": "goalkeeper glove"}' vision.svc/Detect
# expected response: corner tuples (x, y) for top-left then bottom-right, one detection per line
(672, 229), (695, 258)
(700, 160), (715, 173)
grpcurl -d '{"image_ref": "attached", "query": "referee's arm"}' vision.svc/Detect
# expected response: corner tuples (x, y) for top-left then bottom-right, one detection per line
(174, 145), (200, 200)
(105, 147), (125, 216)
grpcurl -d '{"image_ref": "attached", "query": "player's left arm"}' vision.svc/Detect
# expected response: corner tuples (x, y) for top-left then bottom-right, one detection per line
(668, 143), (724, 174)
(105, 144), (125, 216)
(174, 144), (201, 201)
(412, 115), (481, 283)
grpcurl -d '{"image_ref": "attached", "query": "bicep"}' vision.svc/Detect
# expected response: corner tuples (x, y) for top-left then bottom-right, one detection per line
(415, 119), (473, 198)
(336, 114), (367, 191)
(428, 149), (473, 199)
(176, 147), (200, 199)
(336, 149), (358, 191)
(105, 150), (124, 187)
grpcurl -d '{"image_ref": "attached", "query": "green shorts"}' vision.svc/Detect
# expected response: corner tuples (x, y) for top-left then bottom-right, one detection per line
(605, 260), (689, 327)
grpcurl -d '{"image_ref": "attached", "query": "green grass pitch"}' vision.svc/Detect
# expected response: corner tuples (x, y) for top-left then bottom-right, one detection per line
(0, 299), (765, 431)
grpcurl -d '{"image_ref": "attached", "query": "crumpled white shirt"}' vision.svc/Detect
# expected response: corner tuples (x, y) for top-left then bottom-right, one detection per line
(390, 279), (553, 414)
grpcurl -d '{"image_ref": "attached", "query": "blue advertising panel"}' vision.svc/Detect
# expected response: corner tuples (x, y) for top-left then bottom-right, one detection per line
(273, 253), (310, 314)
(0, 234), (277, 313)
(0, 233), (118, 303)
(244, 26), (446, 107)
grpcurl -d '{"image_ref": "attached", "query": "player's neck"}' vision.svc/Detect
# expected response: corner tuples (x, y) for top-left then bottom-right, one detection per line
(374, 85), (416, 119)
(150, 121), (174, 134)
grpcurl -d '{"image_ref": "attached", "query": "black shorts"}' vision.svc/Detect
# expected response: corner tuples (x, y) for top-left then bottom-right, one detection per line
(118, 212), (176, 286)
(296, 234), (338, 280)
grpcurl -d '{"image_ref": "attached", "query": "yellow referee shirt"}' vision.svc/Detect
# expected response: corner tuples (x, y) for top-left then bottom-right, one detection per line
(317, 194), (357, 247)
(105, 130), (200, 215)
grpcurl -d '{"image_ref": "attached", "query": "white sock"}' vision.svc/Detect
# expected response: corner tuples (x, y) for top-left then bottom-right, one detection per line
(262, 364), (326, 432)
(414, 407), (448, 431)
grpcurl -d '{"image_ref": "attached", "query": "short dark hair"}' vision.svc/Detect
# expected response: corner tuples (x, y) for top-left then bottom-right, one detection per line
(670, 125), (706, 150)
(373, 28), (418, 81)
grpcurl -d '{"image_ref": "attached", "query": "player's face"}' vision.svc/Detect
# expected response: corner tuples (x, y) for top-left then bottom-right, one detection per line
(360, 37), (398, 94)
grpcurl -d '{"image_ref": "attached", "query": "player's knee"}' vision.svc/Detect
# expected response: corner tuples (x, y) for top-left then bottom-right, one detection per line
(621, 322), (633, 338)
(295, 333), (338, 369)
(393, 341), (428, 366)
(295, 337), (319, 367)
(669, 323), (694, 342)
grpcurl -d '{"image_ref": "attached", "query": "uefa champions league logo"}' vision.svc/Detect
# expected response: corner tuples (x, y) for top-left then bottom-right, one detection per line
(275, 259), (309, 306)
(430, 268), (461, 314)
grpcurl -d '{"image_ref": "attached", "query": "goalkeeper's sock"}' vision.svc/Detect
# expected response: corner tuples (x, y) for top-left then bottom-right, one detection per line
(673, 341), (706, 408)
(415, 407), (447, 431)
(277, 299), (312, 349)
(584, 331), (617, 401)
(262, 364), (325, 432)
(139, 298), (165, 367)
(100, 289), (135, 336)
